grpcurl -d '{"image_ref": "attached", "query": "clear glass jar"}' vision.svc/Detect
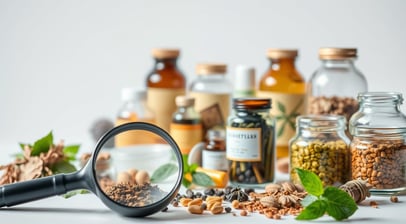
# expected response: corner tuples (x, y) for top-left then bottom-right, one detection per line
(170, 96), (203, 155)
(202, 127), (227, 171)
(146, 48), (186, 132)
(226, 98), (275, 187)
(257, 49), (306, 159)
(307, 48), (368, 124)
(289, 115), (351, 187)
(189, 63), (233, 132)
(349, 92), (406, 194)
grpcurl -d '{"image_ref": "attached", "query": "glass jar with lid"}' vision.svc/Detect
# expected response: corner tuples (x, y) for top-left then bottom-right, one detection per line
(349, 92), (406, 194)
(226, 98), (276, 187)
(307, 48), (368, 124)
(289, 115), (351, 187)
(189, 63), (233, 132)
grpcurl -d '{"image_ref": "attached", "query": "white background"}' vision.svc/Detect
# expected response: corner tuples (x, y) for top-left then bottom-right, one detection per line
(1, 0), (405, 152)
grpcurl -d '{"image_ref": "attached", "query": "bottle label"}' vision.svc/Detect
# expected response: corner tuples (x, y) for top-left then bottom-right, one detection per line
(202, 150), (228, 171)
(189, 91), (230, 128)
(147, 87), (185, 132)
(115, 116), (157, 146)
(256, 91), (305, 147)
(226, 127), (262, 162)
(170, 123), (203, 155)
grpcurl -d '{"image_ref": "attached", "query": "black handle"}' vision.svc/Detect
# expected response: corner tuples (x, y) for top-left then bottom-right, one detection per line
(0, 173), (82, 207)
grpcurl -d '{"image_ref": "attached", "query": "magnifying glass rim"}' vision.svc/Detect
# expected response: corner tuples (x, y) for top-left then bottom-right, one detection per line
(91, 121), (183, 215)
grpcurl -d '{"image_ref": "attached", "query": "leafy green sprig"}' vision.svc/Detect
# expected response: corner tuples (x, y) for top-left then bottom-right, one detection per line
(295, 168), (358, 221)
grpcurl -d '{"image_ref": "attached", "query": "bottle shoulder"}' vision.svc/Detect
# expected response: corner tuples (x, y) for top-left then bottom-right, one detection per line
(189, 75), (233, 93)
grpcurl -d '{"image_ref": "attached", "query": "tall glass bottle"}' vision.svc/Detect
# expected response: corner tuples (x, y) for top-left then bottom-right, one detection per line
(307, 47), (368, 124)
(233, 65), (256, 98)
(146, 48), (186, 132)
(115, 87), (156, 146)
(189, 63), (232, 133)
(257, 49), (306, 159)
(170, 96), (203, 155)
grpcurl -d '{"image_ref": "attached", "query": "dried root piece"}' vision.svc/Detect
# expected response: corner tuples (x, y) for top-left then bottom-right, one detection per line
(339, 179), (371, 203)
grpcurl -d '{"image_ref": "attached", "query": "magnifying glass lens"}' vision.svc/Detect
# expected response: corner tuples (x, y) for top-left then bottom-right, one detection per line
(95, 128), (180, 208)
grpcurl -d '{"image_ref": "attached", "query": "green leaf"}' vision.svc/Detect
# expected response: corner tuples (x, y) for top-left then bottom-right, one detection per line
(19, 143), (30, 150)
(182, 155), (190, 173)
(277, 101), (286, 113)
(301, 194), (318, 207)
(62, 190), (89, 199)
(296, 200), (327, 220)
(31, 131), (53, 156)
(295, 168), (324, 196)
(150, 163), (178, 183)
(52, 160), (77, 174)
(277, 121), (285, 138)
(323, 187), (358, 221)
(192, 172), (214, 187)
(63, 145), (80, 161)
(189, 163), (198, 173)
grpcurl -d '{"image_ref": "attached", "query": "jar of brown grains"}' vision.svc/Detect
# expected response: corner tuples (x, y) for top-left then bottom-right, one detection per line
(289, 115), (351, 187)
(349, 92), (406, 194)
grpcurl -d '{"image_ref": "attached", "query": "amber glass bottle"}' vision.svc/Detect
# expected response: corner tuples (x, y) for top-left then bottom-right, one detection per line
(146, 48), (186, 132)
(257, 49), (306, 159)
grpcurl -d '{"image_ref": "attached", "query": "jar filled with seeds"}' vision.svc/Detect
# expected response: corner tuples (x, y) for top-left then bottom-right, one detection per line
(289, 115), (351, 187)
(226, 98), (275, 187)
(307, 48), (367, 130)
(349, 92), (406, 194)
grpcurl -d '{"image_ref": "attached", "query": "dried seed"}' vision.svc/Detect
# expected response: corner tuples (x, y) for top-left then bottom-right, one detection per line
(231, 200), (240, 209)
(211, 205), (224, 214)
(240, 210), (248, 216)
(390, 196), (399, 203)
(188, 205), (203, 214)
(188, 198), (203, 207)
(180, 198), (192, 207)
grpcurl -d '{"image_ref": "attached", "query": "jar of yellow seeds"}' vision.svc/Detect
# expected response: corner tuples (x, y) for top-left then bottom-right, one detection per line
(289, 115), (351, 187)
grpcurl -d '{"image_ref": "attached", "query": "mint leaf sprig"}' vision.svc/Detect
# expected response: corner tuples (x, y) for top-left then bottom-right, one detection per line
(295, 168), (358, 221)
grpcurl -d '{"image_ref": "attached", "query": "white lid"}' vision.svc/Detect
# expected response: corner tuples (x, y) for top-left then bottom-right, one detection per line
(121, 87), (146, 102)
(234, 65), (256, 90)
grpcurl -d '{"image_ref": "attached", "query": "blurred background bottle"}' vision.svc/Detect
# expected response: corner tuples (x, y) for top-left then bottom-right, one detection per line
(233, 65), (256, 98)
(170, 96), (203, 155)
(146, 48), (186, 132)
(257, 49), (306, 159)
(202, 126), (227, 171)
(115, 87), (156, 146)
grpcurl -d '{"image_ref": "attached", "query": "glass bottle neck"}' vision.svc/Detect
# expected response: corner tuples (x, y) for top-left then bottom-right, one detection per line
(269, 58), (296, 70)
(154, 58), (178, 68)
(321, 58), (355, 68)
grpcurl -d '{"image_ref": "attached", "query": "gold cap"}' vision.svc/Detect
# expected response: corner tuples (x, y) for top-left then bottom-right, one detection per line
(266, 49), (298, 59)
(151, 48), (180, 59)
(196, 63), (227, 75)
(319, 48), (357, 60)
(175, 95), (195, 107)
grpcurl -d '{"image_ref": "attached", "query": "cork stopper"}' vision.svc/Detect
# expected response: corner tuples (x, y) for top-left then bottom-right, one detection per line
(319, 48), (357, 60)
(267, 49), (298, 59)
(196, 63), (227, 75)
(175, 95), (195, 107)
(151, 48), (180, 59)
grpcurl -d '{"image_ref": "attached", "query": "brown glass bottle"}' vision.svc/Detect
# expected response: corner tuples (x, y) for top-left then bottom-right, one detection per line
(146, 48), (186, 132)
(257, 49), (306, 159)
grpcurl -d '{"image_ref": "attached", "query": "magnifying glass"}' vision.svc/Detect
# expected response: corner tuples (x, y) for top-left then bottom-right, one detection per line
(0, 122), (183, 217)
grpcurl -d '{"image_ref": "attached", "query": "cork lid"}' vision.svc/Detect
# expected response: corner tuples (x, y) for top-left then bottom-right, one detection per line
(266, 49), (298, 59)
(319, 48), (357, 60)
(151, 48), (180, 59)
(175, 95), (195, 107)
(196, 63), (227, 75)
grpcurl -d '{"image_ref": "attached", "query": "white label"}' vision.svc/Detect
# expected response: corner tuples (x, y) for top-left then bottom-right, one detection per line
(226, 127), (262, 162)
(202, 150), (228, 171)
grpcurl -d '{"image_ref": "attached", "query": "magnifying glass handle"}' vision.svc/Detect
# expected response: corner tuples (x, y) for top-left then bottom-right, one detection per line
(0, 173), (84, 207)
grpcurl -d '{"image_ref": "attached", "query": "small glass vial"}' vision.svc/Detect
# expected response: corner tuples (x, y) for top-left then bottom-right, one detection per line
(289, 115), (351, 187)
(233, 65), (256, 98)
(115, 87), (156, 146)
(170, 96), (203, 155)
(349, 92), (406, 194)
(146, 48), (186, 132)
(202, 127), (227, 171)
(189, 63), (233, 132)
(257, 49), (306, 159)
(307, 47), (368, 124)
(227, 98), (275, 187)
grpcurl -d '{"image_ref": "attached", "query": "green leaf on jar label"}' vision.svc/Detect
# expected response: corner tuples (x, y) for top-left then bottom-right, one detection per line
(150, 163), (178, 183)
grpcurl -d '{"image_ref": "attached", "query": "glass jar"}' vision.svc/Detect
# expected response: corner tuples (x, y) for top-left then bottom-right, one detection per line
(146, 48), (186, 132)
(349, 92), (406, 194)
(170, 96), (203, 155)
(233, 65), (256, 98)
(289, 115), (351, 187)
(257, 49), (306, 159)
(226, 98), (275, 187)
(189, 63), (233, 133)
(307, 48), (368, 124)
(202, 127), (227, 171)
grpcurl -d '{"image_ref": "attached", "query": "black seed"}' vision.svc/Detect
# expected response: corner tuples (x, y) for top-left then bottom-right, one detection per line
(225, 207), (232, 213)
